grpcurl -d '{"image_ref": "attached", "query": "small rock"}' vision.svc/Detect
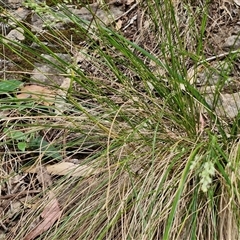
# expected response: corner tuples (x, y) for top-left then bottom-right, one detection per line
(31, 12), (44, 32)
(31, 54), (71, 86)
(4, 27), (25, 42)
(194, 61), (232, 86)
(223, 35), (240, 50)
(1, 0), (23, 8)
(205, 92), (240, 118)
(218, 92), (240, 118)
(11, 7), (30, 23)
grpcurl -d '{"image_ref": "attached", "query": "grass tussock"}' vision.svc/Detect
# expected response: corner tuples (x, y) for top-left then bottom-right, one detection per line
(1, 0), (240, 239)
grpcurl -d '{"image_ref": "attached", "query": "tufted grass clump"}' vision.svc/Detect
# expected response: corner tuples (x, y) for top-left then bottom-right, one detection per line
(0, 0), (240, 239)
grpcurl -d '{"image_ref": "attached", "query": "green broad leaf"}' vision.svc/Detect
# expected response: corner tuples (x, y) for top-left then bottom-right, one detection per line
(3, 128), (28, 141)
(3, 129), (27, 141)
(11, 131), (27, 141)
(0, 80), (22, 92)
(29, 136), (62, 161)
(18, 142), (27, 152)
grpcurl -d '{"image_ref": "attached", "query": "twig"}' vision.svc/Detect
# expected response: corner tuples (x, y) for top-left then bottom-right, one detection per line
(114, 3), (139, 21)
(0, 190), (41, 200)
(198, 49), (240, 65)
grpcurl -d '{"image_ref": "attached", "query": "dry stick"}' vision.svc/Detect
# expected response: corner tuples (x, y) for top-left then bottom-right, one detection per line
(198, 49), (240, 65)
(0, 190), (41, 200)
(122, 15), (137, 30)
(114, 3), (139, 22)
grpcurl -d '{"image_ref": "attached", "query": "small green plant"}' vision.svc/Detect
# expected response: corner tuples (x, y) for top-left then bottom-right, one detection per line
(0, 79), (23, 94)
(199, 160), (215, 192)
(3, 128), (28, 151)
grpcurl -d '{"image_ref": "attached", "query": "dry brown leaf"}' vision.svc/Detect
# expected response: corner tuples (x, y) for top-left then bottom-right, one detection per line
(198, 112), (206, 133)
(233, 0), (240, 6)
(24, 191), (62, 240)
(186, 66), (195, 85)
(115, 20), (123, 30)
(126, 0), (135, 4)
(36, 166), (53, 189)
(17, 85), (56, 106)
(25, 162), (102, 177)
(55, 77), (71, 114)
(46, 162), (96, 177)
